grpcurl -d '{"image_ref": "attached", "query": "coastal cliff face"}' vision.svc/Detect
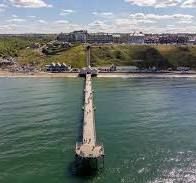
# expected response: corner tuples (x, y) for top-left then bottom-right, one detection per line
(0, 37), (196, 70)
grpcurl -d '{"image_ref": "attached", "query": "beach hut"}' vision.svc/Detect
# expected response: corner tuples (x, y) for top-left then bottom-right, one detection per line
(61, 63), (71, 72)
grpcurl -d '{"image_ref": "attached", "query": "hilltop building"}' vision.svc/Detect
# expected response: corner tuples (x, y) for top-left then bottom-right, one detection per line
(128, 32), (144, 44)
(118, 34), (129, 44)
(144, 33), (191, 44)
(188, 36), (196, 44)
(73, 30), (88, 43)
(57, 31), (196, 45)
(57, 33), (74, 42)
(57, 31), (144, 44)
(87, 33), (113, 44)
(112, 34), (121, 44)
(57, 30), (87, 43)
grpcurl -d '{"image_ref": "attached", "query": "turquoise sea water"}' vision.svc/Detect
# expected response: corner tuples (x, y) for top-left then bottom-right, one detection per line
(0, 78), (196, 183)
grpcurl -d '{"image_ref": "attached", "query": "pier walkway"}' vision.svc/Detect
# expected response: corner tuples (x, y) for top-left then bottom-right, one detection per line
(75, 74), (104, 159)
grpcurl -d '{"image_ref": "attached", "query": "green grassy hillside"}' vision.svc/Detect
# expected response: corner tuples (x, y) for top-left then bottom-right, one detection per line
(0, 37), (85, 68)
(91, 45), (196, 69)
(0, 37), (51, 58)
(0, 37), (196, 69)
(17, 45), (86, 68)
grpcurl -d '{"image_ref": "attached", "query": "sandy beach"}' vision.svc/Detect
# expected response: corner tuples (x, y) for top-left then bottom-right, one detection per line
(1, 70), (196, 78)
(0, 70), (78, 78)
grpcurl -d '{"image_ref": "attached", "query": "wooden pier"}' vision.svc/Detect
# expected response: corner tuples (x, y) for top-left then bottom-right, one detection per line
(75, 74), (104, 167)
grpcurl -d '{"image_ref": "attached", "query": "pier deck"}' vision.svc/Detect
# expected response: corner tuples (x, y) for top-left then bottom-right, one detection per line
(75, 74), (104, 159)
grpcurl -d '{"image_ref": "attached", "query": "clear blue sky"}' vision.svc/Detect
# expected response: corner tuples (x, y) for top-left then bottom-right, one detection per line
(0, 0), (195, 33)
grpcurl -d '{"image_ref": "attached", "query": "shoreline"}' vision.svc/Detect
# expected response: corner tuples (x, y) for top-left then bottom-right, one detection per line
(1, 70), (196, 78)
(0, 71), (79, 78)
(97, 72), (196, 78)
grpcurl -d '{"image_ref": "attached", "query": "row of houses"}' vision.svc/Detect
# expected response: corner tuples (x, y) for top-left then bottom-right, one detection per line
(145, 34), (196, 44)
(45, 63), (140, 73)
(46, 63), (72, 72)
(57, 30), (145, 44)
(45, 63), (192, 74)
(79, 65), (142, 76)
(57, 30), (196, 45)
